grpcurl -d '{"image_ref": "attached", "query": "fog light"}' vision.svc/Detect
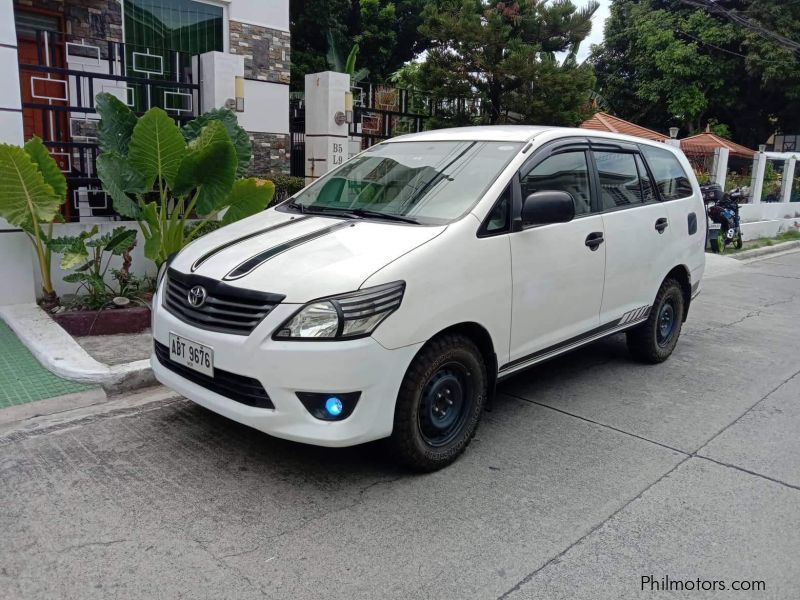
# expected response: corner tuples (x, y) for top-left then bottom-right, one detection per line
(325, 397), (343, 417)
(296, 391), (361, 421)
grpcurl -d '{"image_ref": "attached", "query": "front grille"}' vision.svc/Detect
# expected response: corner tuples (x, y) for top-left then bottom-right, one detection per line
(154, 342), (274, 409)
(164, 268), (284, 336)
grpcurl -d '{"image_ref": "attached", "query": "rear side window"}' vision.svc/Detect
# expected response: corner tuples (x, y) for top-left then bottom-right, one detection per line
(640, 145), (693, 200)
(593, 151), (643, 210)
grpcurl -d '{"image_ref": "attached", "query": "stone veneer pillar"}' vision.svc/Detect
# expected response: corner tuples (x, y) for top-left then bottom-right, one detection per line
(229, 19), (291, 177)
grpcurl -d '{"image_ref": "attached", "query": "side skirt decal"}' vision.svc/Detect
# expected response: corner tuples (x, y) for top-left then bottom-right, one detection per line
(191, 215), (312, 272)
(499, 305), (652, 377)
(224, 220), (354, 280)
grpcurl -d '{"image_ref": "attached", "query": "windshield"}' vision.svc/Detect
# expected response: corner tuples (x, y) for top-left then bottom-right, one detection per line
(286, 141), (523, 225)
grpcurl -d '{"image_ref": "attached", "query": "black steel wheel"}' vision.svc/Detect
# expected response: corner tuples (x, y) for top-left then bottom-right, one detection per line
(387, 334), (488, 471)
(627, 278), (685, 364)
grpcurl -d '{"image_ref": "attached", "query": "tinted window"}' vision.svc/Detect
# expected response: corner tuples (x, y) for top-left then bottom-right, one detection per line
(521, 152), (591, 215)
(640, 145), (693, 200)
(594, 151), (643, 210)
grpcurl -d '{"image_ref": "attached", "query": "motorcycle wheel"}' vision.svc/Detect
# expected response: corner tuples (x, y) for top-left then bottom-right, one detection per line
(734, 233), (743, 250)
(716, 230), (727, 254)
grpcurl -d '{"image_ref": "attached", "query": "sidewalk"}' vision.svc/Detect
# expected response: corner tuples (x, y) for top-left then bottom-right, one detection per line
(0, 320), (97, 409)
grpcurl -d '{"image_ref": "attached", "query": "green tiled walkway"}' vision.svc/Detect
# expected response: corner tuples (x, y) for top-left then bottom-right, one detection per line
(0, 320), (95, 409)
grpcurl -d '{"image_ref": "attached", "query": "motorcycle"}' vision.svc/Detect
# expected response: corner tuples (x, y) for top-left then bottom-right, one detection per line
(701, 183), (744, 253)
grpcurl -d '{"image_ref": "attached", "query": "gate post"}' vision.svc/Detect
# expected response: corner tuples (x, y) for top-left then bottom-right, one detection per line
(750, 151), (767, 205)
(711, 147), (729, 190)
(781, 156), (796, 204)
(304, 71), (350, 184)
(0, 0), (36, 305)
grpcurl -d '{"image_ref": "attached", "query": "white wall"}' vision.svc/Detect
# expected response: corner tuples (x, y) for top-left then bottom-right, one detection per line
(229, 0), (289, 31)
(0, 0), (36, 305)
(237, 80), (289, 134)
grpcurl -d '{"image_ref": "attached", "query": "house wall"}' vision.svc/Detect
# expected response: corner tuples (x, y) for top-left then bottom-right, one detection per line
(0, 0), (36, 306)
(227, 0), (290, 176)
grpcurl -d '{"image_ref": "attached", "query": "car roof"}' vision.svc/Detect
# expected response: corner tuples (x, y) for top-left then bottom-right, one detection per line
(384, 125), (678, 151)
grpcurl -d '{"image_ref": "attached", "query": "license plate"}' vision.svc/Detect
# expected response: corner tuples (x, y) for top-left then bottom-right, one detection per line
(169, 333), (214, 377)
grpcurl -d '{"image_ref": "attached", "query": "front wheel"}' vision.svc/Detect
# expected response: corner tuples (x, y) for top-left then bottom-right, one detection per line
(626, 279), (685, 364)
(715, 230), (727, 254)
(386, 334), (488, 471)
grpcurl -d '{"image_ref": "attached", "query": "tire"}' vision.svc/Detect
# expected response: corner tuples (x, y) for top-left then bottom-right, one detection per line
(386, 334), (488, 471)
(626, 279), (685, 364)
(734, 233), (743, 250)
(716, 230), (727, 254)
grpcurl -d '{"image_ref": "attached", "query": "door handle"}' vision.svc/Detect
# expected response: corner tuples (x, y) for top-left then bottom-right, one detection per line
(655, 217), (669, 234)
(585, 231), (604, 251)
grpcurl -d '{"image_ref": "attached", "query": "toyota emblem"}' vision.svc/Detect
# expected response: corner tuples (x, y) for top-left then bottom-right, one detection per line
(187, 286), (207, 307)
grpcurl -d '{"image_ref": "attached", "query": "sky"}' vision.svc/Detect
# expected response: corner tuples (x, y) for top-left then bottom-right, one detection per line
(577, 0), (612, 62)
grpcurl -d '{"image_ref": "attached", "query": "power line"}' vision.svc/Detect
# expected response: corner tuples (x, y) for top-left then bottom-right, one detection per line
(680, 0), (800, 54)
(674, 28), (749, 59)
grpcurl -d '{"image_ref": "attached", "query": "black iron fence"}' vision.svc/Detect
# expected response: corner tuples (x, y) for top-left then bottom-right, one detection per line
(289, 98), (305, 178)
(288, 82), (483, 177)
(19, 30), (201, 221)
(349, 82), (484, 148)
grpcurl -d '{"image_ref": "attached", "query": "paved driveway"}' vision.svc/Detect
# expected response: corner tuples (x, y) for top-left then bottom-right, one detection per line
(1, 252), (799, 599)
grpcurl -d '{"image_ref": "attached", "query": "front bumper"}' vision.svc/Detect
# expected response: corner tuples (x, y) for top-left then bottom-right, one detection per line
(151, 293), (422, 447)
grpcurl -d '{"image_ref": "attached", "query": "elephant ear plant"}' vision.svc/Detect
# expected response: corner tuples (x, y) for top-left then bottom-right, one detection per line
(48, 225), (139, 310)
(0, 137), (67, 306)
(94, 92), (274, 267)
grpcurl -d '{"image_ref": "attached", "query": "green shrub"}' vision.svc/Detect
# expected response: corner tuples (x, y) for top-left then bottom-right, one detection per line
(270, 175), (306, 206)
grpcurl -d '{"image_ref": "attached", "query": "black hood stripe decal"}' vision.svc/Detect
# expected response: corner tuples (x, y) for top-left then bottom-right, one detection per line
(224, 220), (354, 280)
(191, 215), (312, 272)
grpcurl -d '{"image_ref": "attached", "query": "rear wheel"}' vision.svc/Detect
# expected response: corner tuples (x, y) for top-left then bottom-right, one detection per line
(626, 279), (685, 364)
(386, 334), (488, 471)
(734, 233), (743, 250)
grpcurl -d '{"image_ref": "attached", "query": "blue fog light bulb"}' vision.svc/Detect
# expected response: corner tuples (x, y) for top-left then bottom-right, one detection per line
(325, 397), (343, 417)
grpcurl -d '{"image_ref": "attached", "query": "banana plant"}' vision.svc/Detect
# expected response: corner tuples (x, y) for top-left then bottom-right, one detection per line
(94, 93), (274, 267)
(0, 137), (67, 305)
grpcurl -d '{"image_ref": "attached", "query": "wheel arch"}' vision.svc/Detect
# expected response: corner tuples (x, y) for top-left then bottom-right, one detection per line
(664, 264), (692, 321)
(426, 322), (498, 399)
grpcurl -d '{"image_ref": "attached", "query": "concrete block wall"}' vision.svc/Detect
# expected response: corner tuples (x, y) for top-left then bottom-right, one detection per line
(739, 203), (800, 241)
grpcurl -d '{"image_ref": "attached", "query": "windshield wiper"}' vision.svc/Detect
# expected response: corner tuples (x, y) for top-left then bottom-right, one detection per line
(346, 208), (420, 224)
(285, 204), (419, 224)
(284, 200), (306, 213)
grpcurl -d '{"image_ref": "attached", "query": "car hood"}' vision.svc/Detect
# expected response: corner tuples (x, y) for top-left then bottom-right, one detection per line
(171, 210), (446, 302)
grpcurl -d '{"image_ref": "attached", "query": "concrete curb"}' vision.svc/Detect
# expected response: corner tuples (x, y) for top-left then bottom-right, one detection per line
(0, 303), (155, 392)
(730, 240), (800, 260)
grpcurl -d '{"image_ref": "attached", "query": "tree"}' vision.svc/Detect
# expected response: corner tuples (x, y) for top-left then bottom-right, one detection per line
(290, 0), (430, 89)
(415, 0), (599, 126)
(591, 0), (800, 146)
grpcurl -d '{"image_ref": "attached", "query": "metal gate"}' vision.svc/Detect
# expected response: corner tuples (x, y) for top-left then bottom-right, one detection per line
(18, 30), (201, 221)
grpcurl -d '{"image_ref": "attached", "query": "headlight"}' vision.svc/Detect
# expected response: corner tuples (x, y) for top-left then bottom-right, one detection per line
(274, 281), (405, 340)
(156, 253), (178, 289)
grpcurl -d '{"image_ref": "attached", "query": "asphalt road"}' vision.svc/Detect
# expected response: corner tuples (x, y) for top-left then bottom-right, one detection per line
(2, 251), (800, 600)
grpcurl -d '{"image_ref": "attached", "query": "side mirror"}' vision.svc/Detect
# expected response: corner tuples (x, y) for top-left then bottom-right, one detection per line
(521, 191), (576, 227)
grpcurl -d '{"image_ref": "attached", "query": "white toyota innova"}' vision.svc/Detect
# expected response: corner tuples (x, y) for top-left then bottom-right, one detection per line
(152, 126), (705, 470)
